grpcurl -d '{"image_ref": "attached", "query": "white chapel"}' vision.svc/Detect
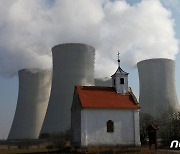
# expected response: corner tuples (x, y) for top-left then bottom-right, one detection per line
(71, 54), (141, 146)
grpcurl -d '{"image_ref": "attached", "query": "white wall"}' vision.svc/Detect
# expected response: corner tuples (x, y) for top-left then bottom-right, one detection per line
(112, 70), (128, 94)
(81, 108), (140, 146)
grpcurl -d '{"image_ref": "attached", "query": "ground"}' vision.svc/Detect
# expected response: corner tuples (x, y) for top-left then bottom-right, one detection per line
(0, 144), (180, 154)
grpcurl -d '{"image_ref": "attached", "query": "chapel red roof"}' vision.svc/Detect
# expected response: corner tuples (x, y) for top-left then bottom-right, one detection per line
(75, 86), (140, 109)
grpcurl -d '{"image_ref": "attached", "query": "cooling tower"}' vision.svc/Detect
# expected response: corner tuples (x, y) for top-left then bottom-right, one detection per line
(8, 69), (51, 139)
(137, 58), (180, 117)
(95, 78), (111, 87)
(41, 43), (95, 134)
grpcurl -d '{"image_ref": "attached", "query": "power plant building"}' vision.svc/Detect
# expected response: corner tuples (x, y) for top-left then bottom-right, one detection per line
(41, 43), (95, 134)
(8, 69), (52, 139)
(137, 58), (180, 117)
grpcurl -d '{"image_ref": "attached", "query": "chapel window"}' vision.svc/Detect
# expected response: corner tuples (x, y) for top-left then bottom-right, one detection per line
(114, 79), (116, 86)
(120, 78), (124, 84)
(107, 120), (114, 133)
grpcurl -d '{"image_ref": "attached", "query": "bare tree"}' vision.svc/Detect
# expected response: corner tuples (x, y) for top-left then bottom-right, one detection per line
(140, 112), (155, 144)
(158, 109), (180, 148)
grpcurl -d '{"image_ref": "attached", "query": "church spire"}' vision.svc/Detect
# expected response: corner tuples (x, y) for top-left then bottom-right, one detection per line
(111, 52), (129, 94)
(117, 52), (120, 67)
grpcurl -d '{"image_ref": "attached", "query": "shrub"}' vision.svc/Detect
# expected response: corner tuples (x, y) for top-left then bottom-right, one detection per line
(49, 129), (71, 150)
(140, 112), (155, 144)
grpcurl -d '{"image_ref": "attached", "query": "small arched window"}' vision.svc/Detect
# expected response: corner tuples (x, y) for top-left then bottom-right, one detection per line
(107, 120), (114, 133)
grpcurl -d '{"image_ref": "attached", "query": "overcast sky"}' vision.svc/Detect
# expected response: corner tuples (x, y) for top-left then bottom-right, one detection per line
(0, 0), (180, 139)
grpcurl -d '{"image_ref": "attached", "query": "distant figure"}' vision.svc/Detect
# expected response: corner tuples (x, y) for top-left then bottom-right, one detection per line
(147, 122), (158, 150)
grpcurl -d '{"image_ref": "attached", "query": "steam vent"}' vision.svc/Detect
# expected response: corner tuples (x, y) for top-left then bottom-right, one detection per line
(41, 43), (95, 134)
(137, 58), (180, 117)
(8, 69), (52, 139)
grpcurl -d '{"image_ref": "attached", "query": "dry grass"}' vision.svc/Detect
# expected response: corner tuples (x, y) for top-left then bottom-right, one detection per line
(0, 144), (180, 154)
(0, 149), (52, 154)
(75, 145), (180, 154)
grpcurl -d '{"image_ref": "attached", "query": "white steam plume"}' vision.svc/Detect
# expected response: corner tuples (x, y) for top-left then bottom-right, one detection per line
(0, 0), (179, 78)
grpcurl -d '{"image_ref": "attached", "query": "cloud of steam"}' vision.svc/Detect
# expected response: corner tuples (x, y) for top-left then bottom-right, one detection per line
(0, 0), (179, 78)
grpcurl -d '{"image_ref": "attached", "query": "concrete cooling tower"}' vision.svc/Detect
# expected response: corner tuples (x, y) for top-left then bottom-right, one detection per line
(8, 69), (51, 139)
(137, 58), (180, 117)
(41, 43), (95, 134)
(95, 78), (111, 87)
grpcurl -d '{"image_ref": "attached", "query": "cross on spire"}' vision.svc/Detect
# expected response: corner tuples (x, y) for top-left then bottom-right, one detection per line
(117, 52), (120, 67)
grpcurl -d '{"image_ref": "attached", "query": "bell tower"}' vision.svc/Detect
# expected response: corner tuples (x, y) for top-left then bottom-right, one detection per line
(111, 52), (129, 94)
